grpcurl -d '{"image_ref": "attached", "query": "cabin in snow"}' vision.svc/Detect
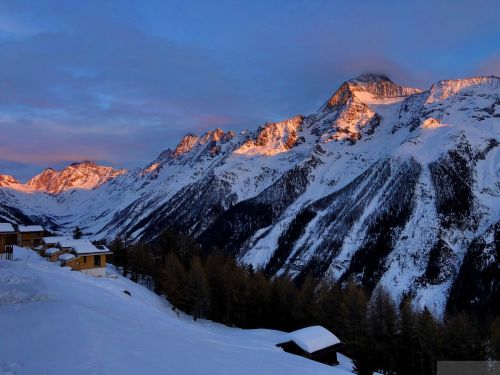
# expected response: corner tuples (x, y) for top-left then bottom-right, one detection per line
(276, 326), (343, 366)
(41, 236), (71, 250)
(0, 223), (17, 249)
(0, 223), (16, 259)
(44, 247), (65, 262)
(58, 240), (112, 277)
(17, 225), (45, 248)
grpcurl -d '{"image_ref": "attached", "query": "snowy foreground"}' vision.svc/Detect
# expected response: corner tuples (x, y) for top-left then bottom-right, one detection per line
(0, 248), (354, 375)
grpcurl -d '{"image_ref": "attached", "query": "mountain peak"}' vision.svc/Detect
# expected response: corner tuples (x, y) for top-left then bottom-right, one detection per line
(426, 75), (500, 103)
(0, 174), (19, 186)
(351, 73), (392, 83)
(322, 74), (421, 111)
(27, 162), (126, 194)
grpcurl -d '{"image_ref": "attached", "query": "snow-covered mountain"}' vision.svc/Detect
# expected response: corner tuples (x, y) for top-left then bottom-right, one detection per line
(25, 161), (126, 194)
(0, 247), (355, 375)
(1, 74), (498, 315)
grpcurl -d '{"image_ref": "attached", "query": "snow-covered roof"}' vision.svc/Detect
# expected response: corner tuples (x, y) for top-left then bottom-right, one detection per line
(59, 253), (76, 261)
(0, 223), (15, 233)
(278, 326), (341, 354)
(72, 243), (111, 255)
(57, 238), (93, 248)
(45, 247), (62, 255)
(18, 225), (44, 233)
(43, 236), (72, 244)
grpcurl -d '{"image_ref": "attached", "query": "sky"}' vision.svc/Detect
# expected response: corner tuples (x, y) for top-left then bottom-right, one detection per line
(0, 0), (499, 180)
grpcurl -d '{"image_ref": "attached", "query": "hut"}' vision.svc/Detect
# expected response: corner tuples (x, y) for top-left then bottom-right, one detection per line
(59, 240), (112, 277)
(276, 326), (343, 366)
(0, 223), (17, 260)
(40, 236), (72, 255)
(0, 223), (17, 249)
(45, 247), (65, 262)
(17, 225), (45, 248)
(41, 236), (72, 249)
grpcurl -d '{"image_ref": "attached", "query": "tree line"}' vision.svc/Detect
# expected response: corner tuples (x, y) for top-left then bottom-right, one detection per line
(108, 229), (500, 375)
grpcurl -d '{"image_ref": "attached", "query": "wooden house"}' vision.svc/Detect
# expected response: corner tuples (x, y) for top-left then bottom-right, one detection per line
(44, 247), (65, 262)
(0, 223), (17, 260)
(276, 326), (343, 366)
(59, 240), (112, 277)
(39, 236), (72, 255)
(17, 225), (45, 248)
(0, 223), (17, 250)
(41, 236), (71, 249)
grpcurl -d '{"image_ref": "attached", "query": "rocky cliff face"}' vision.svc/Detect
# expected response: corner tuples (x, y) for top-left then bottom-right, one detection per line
(1, 74), (498, 315)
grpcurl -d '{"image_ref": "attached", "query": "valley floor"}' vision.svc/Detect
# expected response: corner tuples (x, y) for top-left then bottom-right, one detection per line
(0, 248), (354, 375)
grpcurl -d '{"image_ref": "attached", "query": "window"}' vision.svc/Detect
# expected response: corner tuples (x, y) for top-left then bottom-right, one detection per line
(83, 256), (87, 263)
(94, 255), (101, 267)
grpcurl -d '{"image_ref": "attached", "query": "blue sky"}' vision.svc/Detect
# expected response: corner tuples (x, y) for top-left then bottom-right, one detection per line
(0, 0), (499, 180)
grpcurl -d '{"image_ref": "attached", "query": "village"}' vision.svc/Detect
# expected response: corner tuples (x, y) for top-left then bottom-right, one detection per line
(0, 222), (112, 277)
(0, 221), (346, 368)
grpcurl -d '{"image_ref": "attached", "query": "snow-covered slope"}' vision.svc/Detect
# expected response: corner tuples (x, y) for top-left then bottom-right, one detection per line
(0, 247), (355, 375)
(1, 74), (499, 315)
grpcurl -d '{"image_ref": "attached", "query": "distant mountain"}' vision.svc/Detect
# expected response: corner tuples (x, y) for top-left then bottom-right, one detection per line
(25, 161), (126, 194)
(1, 74), (498, 315)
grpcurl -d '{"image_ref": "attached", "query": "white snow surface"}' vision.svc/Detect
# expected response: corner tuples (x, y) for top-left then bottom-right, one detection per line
(58, 252), (76, 261)
(17, 225), (44, 233)
(0, 223), (15, 232)
(0, 247), (355, 375)
(278, 326), (341, 354)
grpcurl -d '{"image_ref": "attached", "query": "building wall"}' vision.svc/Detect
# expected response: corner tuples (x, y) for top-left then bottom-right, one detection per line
(17, 232), (44, 248)
(62, 254), (108, 271)
(47, 252), (64, 262)
(0, 233), (17, 250)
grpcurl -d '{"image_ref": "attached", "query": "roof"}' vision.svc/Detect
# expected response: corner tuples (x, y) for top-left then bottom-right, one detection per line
(45, 247), (62, 255)
(0, 223), (15, 233)
(59, 253), (76, 261)
(57, 238), (93, 248)
(18, 225), (44, 233)
(72, 243), (112, 255)
(277, 326), (341, 354)
(43, 236), (72, 244)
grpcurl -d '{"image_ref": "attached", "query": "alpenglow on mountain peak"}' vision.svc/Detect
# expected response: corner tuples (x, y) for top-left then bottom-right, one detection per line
(321, 73), (421, 111)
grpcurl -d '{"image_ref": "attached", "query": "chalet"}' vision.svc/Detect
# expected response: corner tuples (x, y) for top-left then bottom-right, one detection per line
(0, 223), (17, 260)
(276, 326), (343, 366)
(39, 236), (72, 255)
(17, 225), (45, 248)
(41, 236), (72, 249)
(44, 247), (65, 262)
(59, 240), (112, 277)
(0, 223), (17, 250)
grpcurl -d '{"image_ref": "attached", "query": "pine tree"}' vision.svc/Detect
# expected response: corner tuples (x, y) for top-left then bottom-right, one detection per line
(396, 294), (419, 375)
(160, 252), (188, 311)
(366, 286), (398, 373)
(490, 317), (500, 360)
(185, 256), (211, 321)
(73, 226), (83, 239)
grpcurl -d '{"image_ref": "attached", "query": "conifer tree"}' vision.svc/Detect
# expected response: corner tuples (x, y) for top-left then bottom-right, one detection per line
(160, 252), (188, 312)
(73, 226), (83, 239)
(185, 256), (211, 321)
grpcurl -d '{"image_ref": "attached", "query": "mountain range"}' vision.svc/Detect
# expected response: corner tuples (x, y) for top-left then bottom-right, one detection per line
(1, 73), (498, 315)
